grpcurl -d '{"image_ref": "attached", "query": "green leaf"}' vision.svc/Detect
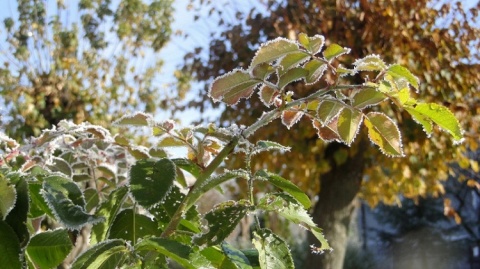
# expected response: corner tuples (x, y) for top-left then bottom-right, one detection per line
(323, 43), (350, 61)
(0, 220), (22, 269)
(188, 170), (250, 210)
(172, 158), (203, 179)
(405, 103), (463, 143)
(278, 52), (310, 75)
(353, 54), (387, 72)
(255, 170), (311, 209)
(317, 99), (345, 124)
(277, 67), (307, 89)
(135, 238), (196, 269)
(259, 85), (279, 107)
(28, 182), (54, 218)
(71, 239), (128, 269)
(258, 193), (331, 252)
(387, 64), (419, 90)
(298, 33), (325, 55)
(194, 200), (251, 246)
(254, 140), (291, 154)
(252, 228), (294, 269)
(84, 188), (100, 212)
(337, 108), (363, 145)
(304, 59), (327, 84)
(251, 63), (276, 80)
(0, 175), (16, 220)
(42, 176), (103, 230)
(364, 112), (404, 157)
(109, 209), (161, 243)
(158, 136), (188, 148)
(222, 242), (254, 269)
(26, 229), (73, 269)
(250, 38), (299, 68)
(5, 174), (29, 247)
(114, 112), (151, 126)
(90, 186), (128, 245)
(352, 88), (386, 109)
(209, 69), (261, 105)
(129, 158), (176, 208)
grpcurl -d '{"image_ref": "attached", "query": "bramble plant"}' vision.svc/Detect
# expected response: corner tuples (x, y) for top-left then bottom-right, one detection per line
(0, 33), (462, 268)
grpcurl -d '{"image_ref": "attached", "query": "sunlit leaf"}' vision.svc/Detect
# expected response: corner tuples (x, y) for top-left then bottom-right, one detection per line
(42, 176), (103, 230)
(281, 109), (304, 129)
(251, 63), (276, 80)
(109, 209), (161, 242)
(304, 59), (327, 84)
(364, 112), (404, 157)
(353, 54), (387, 72)
(278, 52), (310, 75)
(5, 175), (29, 246)
(298, 33), (325, 55)
(312, 119), (341, 143)
(253, 228), (294, 269)
(317, 99), (344, 124)
(26, 229), (73, 269)
(250, 38), (299, 68)
(352, 88), (386, 109)
(129, 159), (176, 208)
(135, 238), (196, 269)
(405, 103), (463, 143)
(194, 200), (251, 246)
(259, 85), (279, 107)
(323, 43), (350, 61)
(28, 182), (54, 218)
(387, 64), (419, 90)
(71, 239), (128, 269)
(114, 112), (151, 126)
(209, 69), (261, 105)
(337, 108), (363, 145)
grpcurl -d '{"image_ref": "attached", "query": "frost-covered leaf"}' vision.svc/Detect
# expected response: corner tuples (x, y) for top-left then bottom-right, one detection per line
(298, 33), (325, 55)
(26, 229), (73, 269)
(312, 119), (341, 143)
(83, 188), (99, 212)
(28, 182), (54, 218)
(158, 136), (188, 148)
(394, 87), (416, 105)
(194, 200), (251, 246)
(0, 175), (16, 220)
(253, 140), (291, 155)
(0, 220), (22, 269)
(128, 146), (150, 160)
(114, 112), (152, 126)
(253, 228), (294, 269)
(221, 242), (254, 269)
(352, 88), (386, 109)
(323, 43), (350, 61)
(278, 52), (310, 75)
(364, 112), (404, 157)
(71, 239), (128, 269)
(90, 186), (128, 245)
(109, 209), (161, 242)
(259, 85), (279, 107)
(251, 63), (276, 80)
(317, 100), (345, 125)
(258, 193), (330, 252)
(149, 147), (168, 158)
(46, 157), (72, 177)
(135, 238), (197, 269)
(250, 38), (299, 68)
(255, 170), (310, 209)
(353, 54), (387, 72)
(387, 64), (419, 90)
(209, 69), (261, 105)
(405, 103), (463, 143)
(5, 174), (29, 247)
(277, 67), (307, 89)
(42, 176), (103, 230)
(129, 158), (176, 208)
(281, 109), (304, 129)
(337, 108), (363, 145)
(304, 59), (327, 84)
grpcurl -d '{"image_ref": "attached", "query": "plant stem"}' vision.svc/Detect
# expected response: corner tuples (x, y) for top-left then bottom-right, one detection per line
(161, 135), (240, 238)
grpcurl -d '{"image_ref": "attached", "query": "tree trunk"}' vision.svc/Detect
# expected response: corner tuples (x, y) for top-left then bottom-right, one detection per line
(305, 140), (367, 269)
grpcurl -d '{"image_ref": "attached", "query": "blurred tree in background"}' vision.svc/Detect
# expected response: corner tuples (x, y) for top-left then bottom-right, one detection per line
(181, 0), (479, 268)
(0, 0), (176, 139)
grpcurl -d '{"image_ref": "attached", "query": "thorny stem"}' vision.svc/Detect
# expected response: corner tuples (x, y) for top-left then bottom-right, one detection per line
(161, 83), (375, 238)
